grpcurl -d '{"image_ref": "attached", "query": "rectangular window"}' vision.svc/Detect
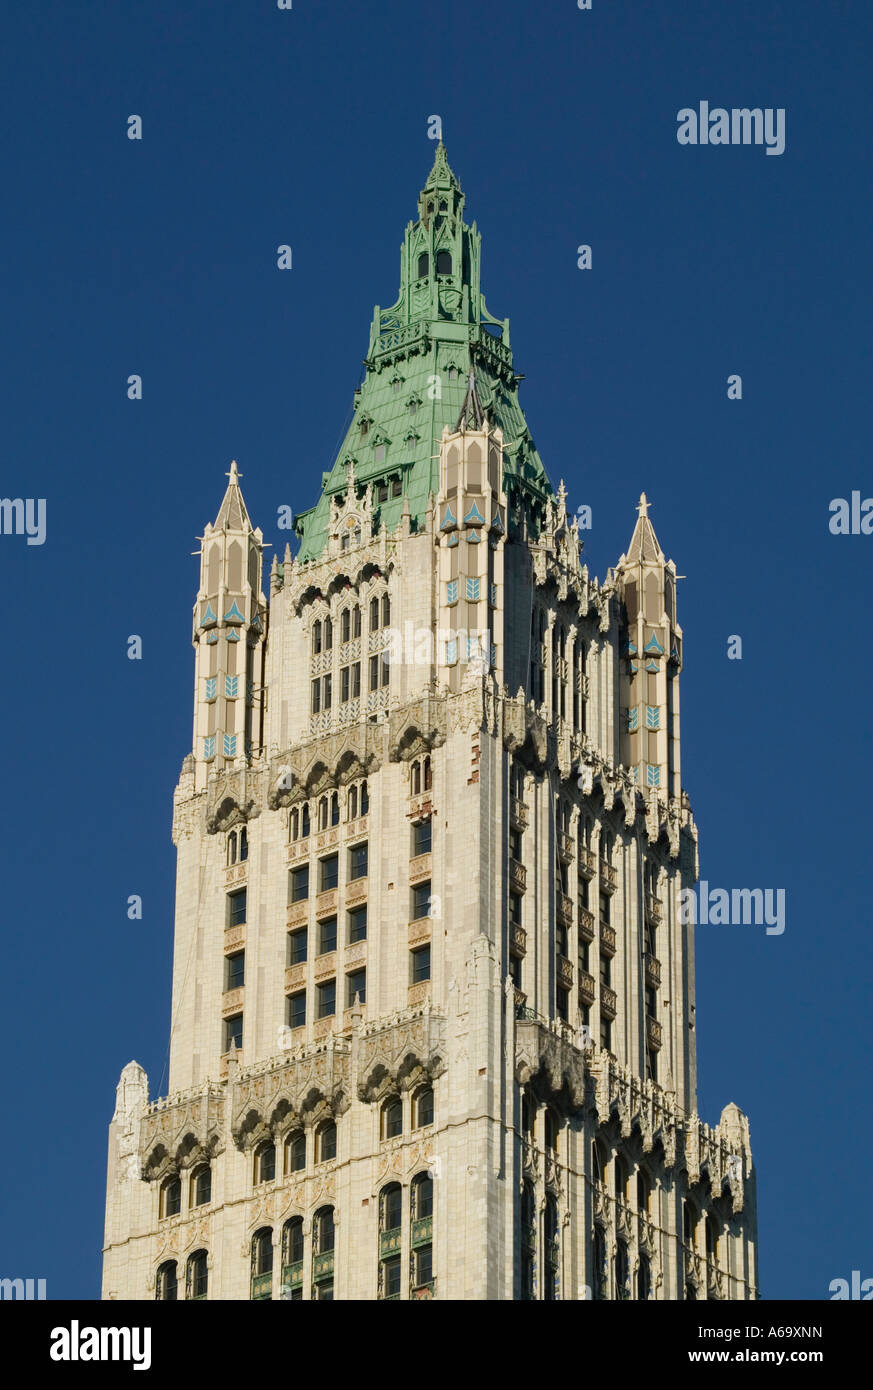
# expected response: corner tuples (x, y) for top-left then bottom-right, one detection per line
(600, 955), (611, 987)
(556, 987), (569, 1022)
(317, 980), (336, 1018)
(352, 662), (361, 698)
(323, 675), (332, 710)
(509, 891), (522, 925)
(319, 917), (337, 955)
(509, 954), (521, 988)
(369, 655), (379, 691)
(412, 819), (432, 856)
(319, 855), (339, 892)
(349, 843), (368, 880)
(370, 597), (380, 630)
(600, 1018), (611, 1051)
(383, 1255), (401, 1298)
(290, 866), (309, 903)
(228, 889), (246, 927)
(391, 478), (402, 497)
(411, 881), (431, 921)
(341, 667), (350, 703)
(341, 610), (351, 643)
(353, 607), (361, 638)
(510, 828), (523, 862)
(287, 928), (307, 966)
(347, 968), (366, 1007)
(446, 580), (458, 605)
(411, 945), (431, 984)
(348, 904), (368, 943)
(377, 483), (388, 504)
(646, 986), (657, 1019)
(224, 1013), (243, 1052)
(311, 679), (321, 714)
(413, 1246), (433, 1288)
(381, 651), (390, 687)
(225, 951), (245, 991)
(286, 991), (306, 1031)
(465, 576), (480, 601)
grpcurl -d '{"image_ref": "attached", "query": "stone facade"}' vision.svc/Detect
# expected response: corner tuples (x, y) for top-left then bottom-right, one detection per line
(102, 145), (758, 1302)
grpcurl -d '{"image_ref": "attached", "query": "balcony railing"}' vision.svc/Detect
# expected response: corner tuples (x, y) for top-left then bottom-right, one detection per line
(578, 969), (596, 1007)
(644, 953), (661, 989)
(601, 985), (617, 1019)
(510, 923), (527, 957)
(509, 859), (527, 893)
(645, 895), (663, 926)
(411, 1215), (433, 1249)
(281, 1261), (303, 1294)
(557, 955), (574, 990)
(556, 891), (573, 928)
(312, 1251), (335, 1282)
(379, 1227), (402, 1258)
(557, 830), (574, 863)
(578, 846), (596, 880)
(578, 905), (595, 942)
(251, 1272), (273, 1301)
(646, 1016), (663, 1050)
(510, 796), (528, 830)
(599, 860), (617, 893)
(600, 922), (616, 956)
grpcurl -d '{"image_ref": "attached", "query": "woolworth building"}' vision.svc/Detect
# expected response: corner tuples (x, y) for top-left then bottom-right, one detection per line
(102, 145), (759, 1301)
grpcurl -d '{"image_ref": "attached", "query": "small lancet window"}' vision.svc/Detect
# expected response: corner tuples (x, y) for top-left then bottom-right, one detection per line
(436, 251), (452, 275)
(417, 253), (429, 278)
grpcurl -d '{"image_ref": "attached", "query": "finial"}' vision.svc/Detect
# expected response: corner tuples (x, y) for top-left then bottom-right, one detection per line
(637, 492), (649, 518)
(227, 460), (242, 483)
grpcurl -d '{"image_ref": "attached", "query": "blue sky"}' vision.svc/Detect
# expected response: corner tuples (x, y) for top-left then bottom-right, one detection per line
(1, 0), (870, 1299)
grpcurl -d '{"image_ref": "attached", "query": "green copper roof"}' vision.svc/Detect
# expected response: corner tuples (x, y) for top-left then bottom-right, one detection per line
(294, 143), (553, 563)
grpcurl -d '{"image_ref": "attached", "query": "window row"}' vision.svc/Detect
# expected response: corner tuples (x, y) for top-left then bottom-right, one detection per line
(311, 597), (390, 655)
(159, 1165), (212, 1220)
(289, 781), (370, 840)
(284, 945), (430, 1028)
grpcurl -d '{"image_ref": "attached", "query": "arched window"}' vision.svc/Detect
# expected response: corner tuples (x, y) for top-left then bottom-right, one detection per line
(341, 608), (351, 643)
(251, 1228), (273, 1299)
(255, 1141), (276, 1185)
(592, 1139), (607, 1186)
(285, 1131), (306, 1174)
(317, 1121), (337, 1163)
(323, 617), (333, 650)
(289, 807), (299, 841)
(423, 755), (432, 791)
(301, 804), (310, 838)
(282, 1216), (304, 1299)
(411, 762), (421, 795)
(382, 1097), (402, 1140)
(411, 1171), (433, 1220)
(314, 1205), (335, 1253)
(348, 785), (358, 820)
(352, 604), (361, 638)
(614, 1155), (629, 1204)
(637, 1169), (650, 1215)
(380, 1182), (402, 1235)
(227, 831), (237, 865)
(191, 1165), (211, 1207)
(330, 792), (340, 827)
(544, 1109), (558, 1153)
(543, 1195), (559, 1301)
(414, 1086), (434, 1128)
(312, 619), (322, 655)
(360, 780), (369, 814)
(382, 593), (390, 627)
(417, 252), (429, 278)
(370, 596), (380, 631)
(160, 1176), (181, 1219)
(239, 827), (248, 862)
(637, 1252), (651, 1301)
(186, 1249), (208, 1300)
(616, 1240), (631, 1300)
(683, 1198), (697, 1246)
(593, 1226), (608, 1300)
(522, 1091), (535, 1141)
(318, 796), (328, 831)
(436, 250), (452, 275)
(706, 1214), (719, 1261)
(155, 1260), (177, 1301)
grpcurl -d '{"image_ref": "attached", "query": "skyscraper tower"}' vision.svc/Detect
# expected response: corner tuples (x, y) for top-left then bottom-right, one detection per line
(102, 146), (758, 1302)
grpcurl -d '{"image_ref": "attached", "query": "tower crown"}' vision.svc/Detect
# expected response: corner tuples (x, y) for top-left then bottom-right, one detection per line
(293, 144), (552, 563)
